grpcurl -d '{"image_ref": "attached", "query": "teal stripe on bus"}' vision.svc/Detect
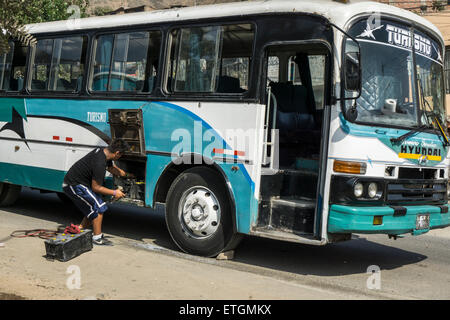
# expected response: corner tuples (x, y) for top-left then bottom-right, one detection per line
(0, 162), (65, 192)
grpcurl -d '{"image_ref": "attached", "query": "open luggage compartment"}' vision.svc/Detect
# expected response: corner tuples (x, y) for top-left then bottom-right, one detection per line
(108, 109), (147, 206)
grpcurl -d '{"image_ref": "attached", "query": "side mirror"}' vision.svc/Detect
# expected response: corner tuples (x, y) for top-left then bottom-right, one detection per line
(345, 103), (358, 122)
(344, 51), (361, 92)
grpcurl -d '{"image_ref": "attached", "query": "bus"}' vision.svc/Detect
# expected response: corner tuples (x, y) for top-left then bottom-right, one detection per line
(446, 46), (450, 122)
(0, 0), (449, 257)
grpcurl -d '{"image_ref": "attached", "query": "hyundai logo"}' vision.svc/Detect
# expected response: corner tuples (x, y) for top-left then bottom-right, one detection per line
(418, 155), (429, 165)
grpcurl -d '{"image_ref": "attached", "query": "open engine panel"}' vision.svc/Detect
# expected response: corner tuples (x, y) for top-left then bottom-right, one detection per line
(109, 109), (147, 206)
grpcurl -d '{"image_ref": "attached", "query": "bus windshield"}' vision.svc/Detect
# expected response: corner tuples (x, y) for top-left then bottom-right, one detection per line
(346, 18), (446, 129)
(416, 50), (446, 127)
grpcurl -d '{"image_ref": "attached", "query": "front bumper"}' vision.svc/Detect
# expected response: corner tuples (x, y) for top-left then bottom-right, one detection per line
(328, 204), (450, 236)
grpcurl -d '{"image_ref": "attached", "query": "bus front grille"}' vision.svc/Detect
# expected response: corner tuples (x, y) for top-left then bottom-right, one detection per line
(386, 180), (447, 204)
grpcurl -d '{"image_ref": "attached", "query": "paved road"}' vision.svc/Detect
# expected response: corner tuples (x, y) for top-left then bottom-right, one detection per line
(0, 188), (449, 299)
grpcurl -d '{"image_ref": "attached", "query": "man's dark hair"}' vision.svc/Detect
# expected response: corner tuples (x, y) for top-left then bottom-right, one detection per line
(107, 139), (129, 154)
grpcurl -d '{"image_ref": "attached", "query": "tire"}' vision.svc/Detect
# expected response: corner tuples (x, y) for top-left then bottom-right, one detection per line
(165, 167), (241, 257)
(0, 183), (22, 207)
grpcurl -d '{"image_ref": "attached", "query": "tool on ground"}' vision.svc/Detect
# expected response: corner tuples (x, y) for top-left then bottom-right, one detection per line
(10, 229), (59, 240)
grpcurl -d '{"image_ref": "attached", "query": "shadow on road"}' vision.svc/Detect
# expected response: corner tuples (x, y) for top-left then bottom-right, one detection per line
(0, 292), (25, 300)
(233, 235), (426, 277)
(4, 188), (427, 277)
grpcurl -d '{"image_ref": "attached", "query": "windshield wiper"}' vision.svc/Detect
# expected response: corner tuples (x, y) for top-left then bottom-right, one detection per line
(426, 111), (450, 147)
(390, 125), (428, 144)
(416, 76), (450, 146)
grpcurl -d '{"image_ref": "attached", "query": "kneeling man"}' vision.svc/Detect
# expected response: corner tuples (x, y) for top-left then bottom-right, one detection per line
(62, 139), (132, 246)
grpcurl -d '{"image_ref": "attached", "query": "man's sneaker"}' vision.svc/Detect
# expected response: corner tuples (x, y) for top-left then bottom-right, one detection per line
(93, 236), (113, 246)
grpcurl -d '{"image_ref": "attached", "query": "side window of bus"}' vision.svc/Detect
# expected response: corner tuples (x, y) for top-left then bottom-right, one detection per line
(168, 23), (254, 94)
(90, 31), (162, 93)
(288, 55), (326, 109)
(0, 41), (28, 92)
(267, 56), (280, 86)
(31, 36), (87, 92)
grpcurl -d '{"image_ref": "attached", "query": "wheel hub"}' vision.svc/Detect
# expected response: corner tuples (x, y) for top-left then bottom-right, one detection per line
(179, 187), (220, 238)
(191, 205), (204, 221)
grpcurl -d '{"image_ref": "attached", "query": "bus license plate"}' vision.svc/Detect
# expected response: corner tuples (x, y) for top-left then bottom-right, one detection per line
(416, 214), (430, 230)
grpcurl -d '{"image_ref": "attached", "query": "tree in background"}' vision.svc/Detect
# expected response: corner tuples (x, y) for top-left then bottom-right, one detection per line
(92, 6), (113, 16)
(0, 0), (90, 55)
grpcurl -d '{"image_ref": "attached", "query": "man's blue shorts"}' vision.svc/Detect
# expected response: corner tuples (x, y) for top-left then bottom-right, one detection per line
(62, 184), (108, 220)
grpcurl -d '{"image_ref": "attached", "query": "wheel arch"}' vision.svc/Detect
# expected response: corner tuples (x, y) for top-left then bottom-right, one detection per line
(153, 153), (239, 233)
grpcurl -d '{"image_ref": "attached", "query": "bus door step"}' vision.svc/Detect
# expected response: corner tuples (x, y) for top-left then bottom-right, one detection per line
(268, 197), (315, 234)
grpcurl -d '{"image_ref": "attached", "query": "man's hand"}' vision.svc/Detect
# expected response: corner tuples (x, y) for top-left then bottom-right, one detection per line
(113, 189), (125, 200)
(107, 165), (126, 178)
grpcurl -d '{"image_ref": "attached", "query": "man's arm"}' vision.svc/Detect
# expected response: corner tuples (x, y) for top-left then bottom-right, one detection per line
(107, 164), (134, 178)
(91, 179), (125, 199)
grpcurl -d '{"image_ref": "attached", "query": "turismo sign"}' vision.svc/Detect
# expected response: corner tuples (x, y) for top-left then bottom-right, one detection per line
(350, 18), (443, 63)
(386, 24), (431, 57)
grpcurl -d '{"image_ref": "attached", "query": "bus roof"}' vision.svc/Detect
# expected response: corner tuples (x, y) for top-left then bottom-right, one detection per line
(24, 0), (444, 45)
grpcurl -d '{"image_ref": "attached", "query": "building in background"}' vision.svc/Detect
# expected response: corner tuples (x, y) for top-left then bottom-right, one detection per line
(377, 0), (450, 120)
(419, 2), (450, 120)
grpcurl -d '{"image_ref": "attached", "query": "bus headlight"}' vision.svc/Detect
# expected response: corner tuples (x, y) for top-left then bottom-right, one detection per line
(368, 183), (378, 198)
(330, 176), (385, 204)
(354, 182), (364, 198)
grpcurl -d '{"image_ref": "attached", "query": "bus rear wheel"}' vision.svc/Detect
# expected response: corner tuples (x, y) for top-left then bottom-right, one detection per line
(165, 167), (241, 257)
(0, 182), (22, 207)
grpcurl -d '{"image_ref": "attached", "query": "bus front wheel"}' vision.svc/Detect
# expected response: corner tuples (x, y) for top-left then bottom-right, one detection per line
(165, 167), (241, 257)
(0, 182), (21, 207)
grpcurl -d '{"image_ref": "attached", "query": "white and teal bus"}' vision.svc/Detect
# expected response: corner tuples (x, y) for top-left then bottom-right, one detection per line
(0, 0), (449, 257)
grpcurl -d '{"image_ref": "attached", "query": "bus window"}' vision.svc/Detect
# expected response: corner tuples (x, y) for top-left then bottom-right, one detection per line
(267, 56), (280, 85)
(53, 37), (87, 92)
(288, 55), (326, 109)
(90, 31), (161, 93)
(220, 57), (249, 91)
(31, 36), (87, 92)
(169, 26), (221, 93)
(219, 24), (254, 92)
(91, 34), (113, 92)
(31, 39), (53, 91)
(0, 41), (14, 91)
(168, 23), (254, 94)
(0, 41), (28, 92)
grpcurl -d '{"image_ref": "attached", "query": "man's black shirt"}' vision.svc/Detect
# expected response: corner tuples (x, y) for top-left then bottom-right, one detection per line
(64, 148), (113, 187)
